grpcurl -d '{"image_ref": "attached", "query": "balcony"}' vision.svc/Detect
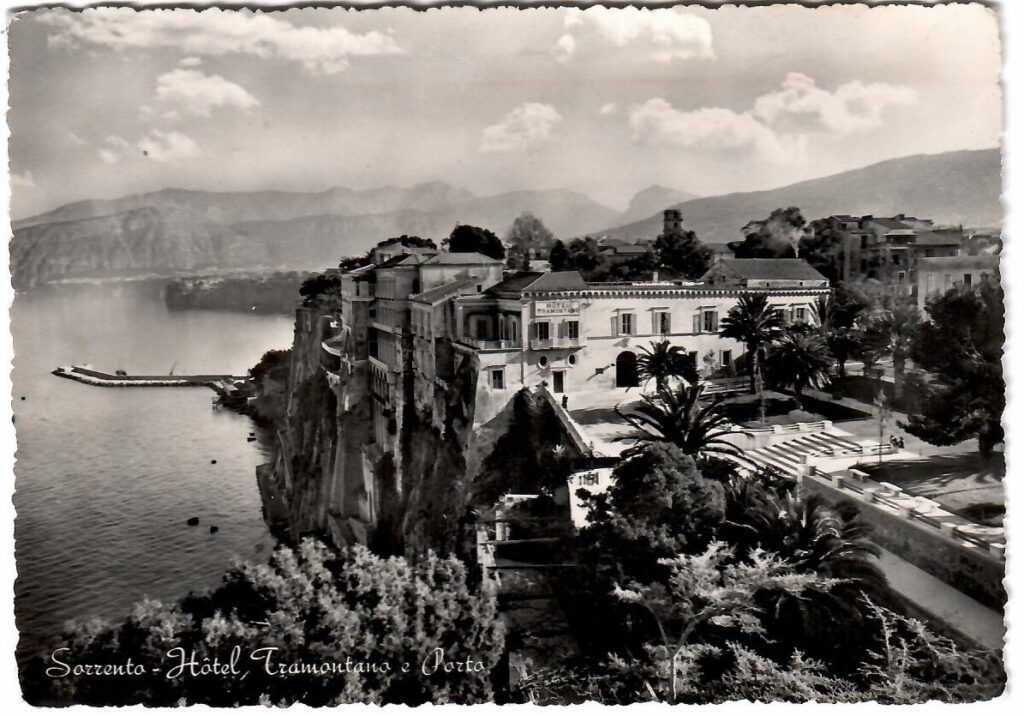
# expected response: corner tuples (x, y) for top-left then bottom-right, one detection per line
(529, 336), (586, 350)
(459, 338), (522, 352)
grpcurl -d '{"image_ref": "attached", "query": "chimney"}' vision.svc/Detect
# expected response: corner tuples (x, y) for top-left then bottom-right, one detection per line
(663, 209), (683, 235)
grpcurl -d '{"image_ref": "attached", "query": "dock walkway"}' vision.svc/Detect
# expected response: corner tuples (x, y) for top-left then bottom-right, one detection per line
(52, 366), (249, 389)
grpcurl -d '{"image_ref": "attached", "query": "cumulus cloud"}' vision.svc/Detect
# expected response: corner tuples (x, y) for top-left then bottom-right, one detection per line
(555, 34), (576, 62)
(752, 72), (917, 134)
(179, 56), (203, 67)
(138, 129), (199, 162)
(65, 131), (87, 147)
(155, 68), (260, 117)
(599, 102), (619, 117)
(480, 103), (563, 153)
(11, 171), (36, 189)
(629, 73), (915, 161)
(562, 7), (713, 63)
(97, 130), (198, 164)
(39, 8), (404, 75)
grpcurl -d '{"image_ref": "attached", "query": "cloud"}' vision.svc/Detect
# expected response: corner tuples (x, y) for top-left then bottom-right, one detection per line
(11, 170), (36, 189)
(629, 99), (789, 161)
(38, 8), (404, 75)
(480, 103), (563, 153)
(65, 131), (87, 147)
(179, 56), (203, 67)
(599, 102), (619, 117)
(752, 72), (917, 134)
(155, 68), (260, 117)
(97, 131), (198, 164)
(555, 34), (576, 62)
(629, 73), (916, 161)
(137, 129), (199, 162)
(562, 8), (713, 63)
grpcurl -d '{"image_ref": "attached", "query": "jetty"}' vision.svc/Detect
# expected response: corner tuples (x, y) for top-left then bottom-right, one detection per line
(52, 366), (253, 406)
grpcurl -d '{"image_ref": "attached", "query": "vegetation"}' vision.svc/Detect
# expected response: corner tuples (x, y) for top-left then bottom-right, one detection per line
(445, 224), (505, 260)
(299, 271), (342, 306)
(505, 212), (554, 270)
(766, 332), (834, 409)
(23, 540), (504, 706)
(719, 293), (784, 423)
(902, 281), (1004, 459)
(728, 207), (805, 258)
(636, 340), (697, 390)
(863, 298), (921, 397)
(615, 383), (745, 462)
(525, 448), (1004, 704)
(654, 224), (712, 278)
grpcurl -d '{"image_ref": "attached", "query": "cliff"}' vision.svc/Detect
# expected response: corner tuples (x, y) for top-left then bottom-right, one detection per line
(165, 272), (308, 314)
(254, 293), (587, 557)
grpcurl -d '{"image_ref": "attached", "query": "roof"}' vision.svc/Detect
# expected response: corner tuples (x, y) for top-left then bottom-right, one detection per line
(916, 255), (1000, 270)
(523, 271), (588, 292)
(485, 272), (544, 297)
(705, 258), (827, 282)
(425, 251), (503, 265)
(410, 275), (479, 304)
(375, 252), (434, 269)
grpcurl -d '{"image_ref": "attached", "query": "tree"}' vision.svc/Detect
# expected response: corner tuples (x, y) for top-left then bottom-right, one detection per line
(445, 224), (505, 260)
(636, 341), (697, 391)
(813, 287), (869, 380)
(379, 235), (436, 250)
(862, 299), (921, 397)
(299, 271), (342, 306)
(799, 217), (847, 283)
(728, 208), (805, 258)
(901, 281), (1004, 459)
(505, 213), (555, 270)
(719, 293), (784, 423)
(654, 227), (712, 279)
(548, 239), (569, 271)
(615, 383), (745, 462)
(766, 332), (834, 410)
(24, 540), (504, 706)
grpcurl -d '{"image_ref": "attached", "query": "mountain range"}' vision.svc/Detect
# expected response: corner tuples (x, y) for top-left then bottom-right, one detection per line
(9, 148), (1002, 288)
(596, 148), (1002, 246)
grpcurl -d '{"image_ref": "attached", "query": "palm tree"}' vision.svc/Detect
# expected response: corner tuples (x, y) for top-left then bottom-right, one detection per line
(766, 332), (834, 410)
(636, 340), (697, 391)
(614, 382), (746, 462)
(865, 300), (920, 399)
(719, 294), (784, 424)
(812, 292), (866, 380)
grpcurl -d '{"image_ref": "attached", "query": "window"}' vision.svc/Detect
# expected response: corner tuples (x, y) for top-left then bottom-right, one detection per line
(653, 310), (671, 334)
(897, 271), (906, 283)
(535, 321), (550, 341)
(702, 310), (718, 333)
(720, 350), (732, 367)
(620, 313), (635, 335)
(565, 320), (580, 340)
(795, 307), (807, 322)
(490, 368), (505, 390)
(892, 253), (901, 266)
(963, 273), (973, 288)
(568, 354), (578, 365)
(539, 355), (549, 368)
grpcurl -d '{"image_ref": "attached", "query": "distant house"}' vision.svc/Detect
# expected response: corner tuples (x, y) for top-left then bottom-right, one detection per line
(824, 214), (965, 291)
(915, 255), (1000, 313)
(701, 258), (829, 290)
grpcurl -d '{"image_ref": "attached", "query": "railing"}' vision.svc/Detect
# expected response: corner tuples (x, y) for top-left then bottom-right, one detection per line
(530, 336), (585, 350)
(810, 467), (1005, 558)
(460, 338), (522, 351)
(702, 377), (748, 395)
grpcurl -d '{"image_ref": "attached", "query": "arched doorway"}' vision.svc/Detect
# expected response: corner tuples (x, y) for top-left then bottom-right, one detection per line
(615, 351), (639, 388)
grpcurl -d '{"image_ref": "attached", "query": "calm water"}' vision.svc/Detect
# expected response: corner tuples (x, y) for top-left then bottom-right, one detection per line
(11, 282), (295, 660)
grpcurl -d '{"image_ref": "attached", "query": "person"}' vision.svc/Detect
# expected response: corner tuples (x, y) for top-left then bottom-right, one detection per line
(897, 436), (905, 449)
(561, 395), (569, 410)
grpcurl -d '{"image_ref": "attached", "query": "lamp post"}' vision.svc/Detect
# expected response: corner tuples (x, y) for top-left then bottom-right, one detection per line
(874, 391), (891, 471)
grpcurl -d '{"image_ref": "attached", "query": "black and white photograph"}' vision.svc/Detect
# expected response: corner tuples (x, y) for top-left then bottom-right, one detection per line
(2, 0), (1017, 707)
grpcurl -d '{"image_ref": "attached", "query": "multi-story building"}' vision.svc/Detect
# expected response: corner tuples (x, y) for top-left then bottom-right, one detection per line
(915, 255), (1000, 313)
(824, 214), (964, 289)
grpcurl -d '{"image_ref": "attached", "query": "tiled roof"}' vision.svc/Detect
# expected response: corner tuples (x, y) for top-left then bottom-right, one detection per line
(706, 258), (827, 281)
(410, 275), (479, 304)
(425, 251), (503, 265)
(485, 272), (544, 296)
(523, 271), (588, 292)
(917, 255), (999, 270)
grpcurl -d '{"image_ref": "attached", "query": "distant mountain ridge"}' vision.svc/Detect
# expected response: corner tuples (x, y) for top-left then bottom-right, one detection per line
(618, 185), (701, 225)
(596, 149), (1002, 246)
(10, 183), (619, 287)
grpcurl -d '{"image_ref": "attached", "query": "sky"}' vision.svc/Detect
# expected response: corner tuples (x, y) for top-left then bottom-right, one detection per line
(7, 4), (1003, 219)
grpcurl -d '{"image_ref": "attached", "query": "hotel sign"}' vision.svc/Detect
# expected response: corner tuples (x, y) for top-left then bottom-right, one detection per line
(534, 300), (580, 317)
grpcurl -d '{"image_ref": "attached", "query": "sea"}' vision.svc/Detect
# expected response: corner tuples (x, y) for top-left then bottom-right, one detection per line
(10, 281), (296, 662)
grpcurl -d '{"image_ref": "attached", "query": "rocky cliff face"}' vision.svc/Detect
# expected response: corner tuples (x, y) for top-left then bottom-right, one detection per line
(256, 296), (585, 557)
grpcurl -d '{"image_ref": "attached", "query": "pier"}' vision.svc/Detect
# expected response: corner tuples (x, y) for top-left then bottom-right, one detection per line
(52, 366), (253, 406)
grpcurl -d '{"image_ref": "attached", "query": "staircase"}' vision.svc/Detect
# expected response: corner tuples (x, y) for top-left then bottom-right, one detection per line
(745, 431), (865, 477)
